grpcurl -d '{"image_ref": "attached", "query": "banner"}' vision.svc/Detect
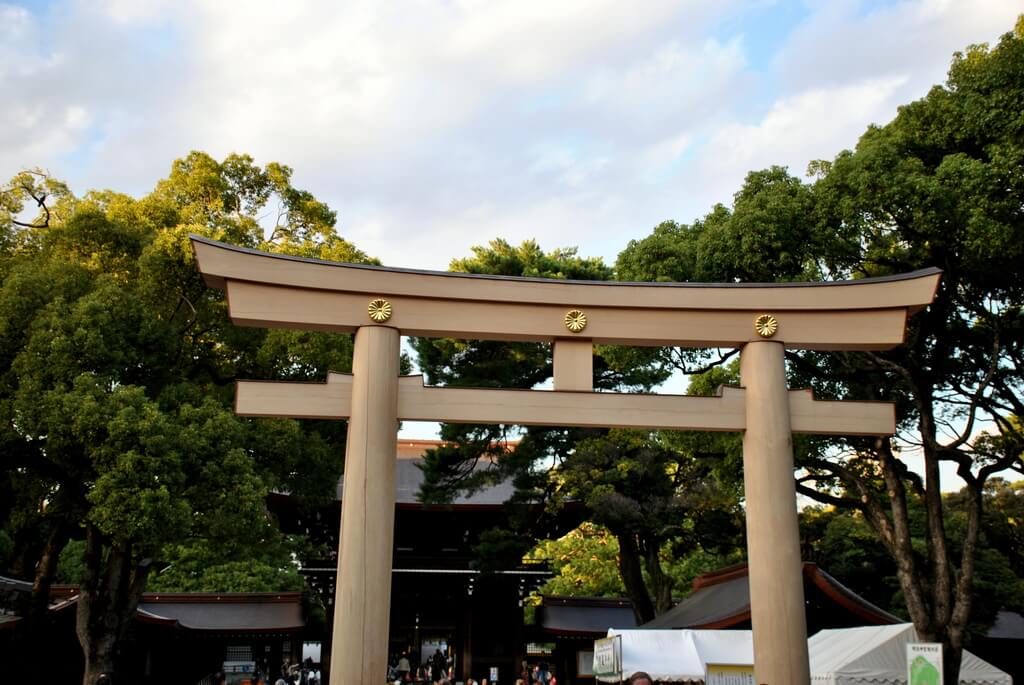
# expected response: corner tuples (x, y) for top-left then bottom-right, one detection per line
(704, 663), (755, 685)
(593, 635), (622, 680)
(907, 643), (943, 685)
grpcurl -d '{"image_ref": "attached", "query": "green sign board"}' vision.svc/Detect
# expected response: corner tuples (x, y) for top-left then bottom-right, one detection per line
(907, 643), (943, 685)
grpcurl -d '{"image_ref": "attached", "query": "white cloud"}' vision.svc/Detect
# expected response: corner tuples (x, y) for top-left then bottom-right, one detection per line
(679, 75), (909, 204)
(1, 0), (1021, 270)
(775, 0), (1021, 94)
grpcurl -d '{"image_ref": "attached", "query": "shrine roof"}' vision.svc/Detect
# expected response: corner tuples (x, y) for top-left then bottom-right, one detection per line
(336, 439), (518, 507)
(136, 592), (304, 633)
(987, 611), (1024, 639)
(48, 588), (304, 633)
(641, 562), (900, 629)
(537, 596), (638, 637)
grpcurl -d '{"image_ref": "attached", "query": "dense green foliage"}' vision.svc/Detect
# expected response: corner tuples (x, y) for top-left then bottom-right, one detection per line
(419, 17), (1024, 667)
(803, 479), (1024, 642)
(0, 152), (369, 682)
(617, 18), (1024, 674)
(411, 238), (671, 505)
(411, 239), (744, 623)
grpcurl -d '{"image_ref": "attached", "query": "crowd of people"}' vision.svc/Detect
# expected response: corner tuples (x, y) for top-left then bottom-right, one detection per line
(272, 658), (321, 685)
(386, 653), (571, 685)
(214, 657), (320, 685)
(386, 648), (450, 683)
(383, 647), (654, 685)
(219, 656), (652, 685)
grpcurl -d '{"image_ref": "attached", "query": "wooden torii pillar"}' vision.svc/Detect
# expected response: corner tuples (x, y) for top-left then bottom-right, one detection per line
(192, 236), (940, 685)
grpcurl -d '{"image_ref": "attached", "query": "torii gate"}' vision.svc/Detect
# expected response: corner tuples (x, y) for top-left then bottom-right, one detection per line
(191, 236), (940, 685)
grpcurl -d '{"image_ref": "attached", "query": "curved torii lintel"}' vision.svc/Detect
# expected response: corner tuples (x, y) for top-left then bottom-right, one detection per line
(191, 236), (940, 350)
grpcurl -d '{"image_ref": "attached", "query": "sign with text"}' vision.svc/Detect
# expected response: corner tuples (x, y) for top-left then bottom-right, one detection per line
(907, 643), (943, 685)
(593, 636), (622, 680)
(704, 663), (755, 685)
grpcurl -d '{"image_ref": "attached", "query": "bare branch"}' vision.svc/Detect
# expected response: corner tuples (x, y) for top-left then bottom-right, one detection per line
(794, 480), (858, 509)
(941, 332), (1001, 451)
(668, 347), (738, 376)
(10, 182), (51, 229)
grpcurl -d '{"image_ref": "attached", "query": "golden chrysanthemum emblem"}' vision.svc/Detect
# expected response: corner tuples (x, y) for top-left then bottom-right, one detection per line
(564, 309), (587, 333)
(754, 313), (778, 338)
(368, 298), (393, 323)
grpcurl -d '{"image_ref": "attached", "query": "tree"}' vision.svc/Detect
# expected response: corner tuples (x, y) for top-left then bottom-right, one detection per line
(526, 523), (628, 597)
(616, 18), (1024, 675)
(412, 238), (670, 504)
(554, 427), (743, 621)
(0, 152), (370, 684)
(802, 482), (1024, 643)
(527, 521), (744, 603)
(411, 239), (747, 624)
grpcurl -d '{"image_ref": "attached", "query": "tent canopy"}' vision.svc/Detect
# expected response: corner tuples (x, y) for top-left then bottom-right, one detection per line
(809, 624), (1011, 685)
(601, 624), (1011, 684)
(600, 629), (753, 683)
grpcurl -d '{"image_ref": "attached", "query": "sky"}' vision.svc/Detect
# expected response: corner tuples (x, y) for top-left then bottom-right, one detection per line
(2, 0), (1019, 479)
(3, 0), (1021, 271)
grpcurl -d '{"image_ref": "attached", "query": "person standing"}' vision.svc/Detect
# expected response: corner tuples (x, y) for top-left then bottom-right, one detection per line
(398, 652), (411, 681)
(431, 649), (446, 685)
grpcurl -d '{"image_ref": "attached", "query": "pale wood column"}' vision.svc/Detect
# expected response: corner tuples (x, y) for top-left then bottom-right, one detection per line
(330, 325), (400, 685)
(740, 341), (810, 685)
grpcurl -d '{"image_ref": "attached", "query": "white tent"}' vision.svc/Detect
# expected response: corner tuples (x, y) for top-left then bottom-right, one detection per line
(809, 624), (1011, 685)
(598, 629), (753, 683)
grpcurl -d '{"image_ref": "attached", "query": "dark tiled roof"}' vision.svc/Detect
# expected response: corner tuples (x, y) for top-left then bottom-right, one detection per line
(0, 615), (22, 631)
(0, 575), (32, 594)
(48, 589), (304, 633)
(137, 593), (304, 632)
(643, 574), (750, 629)
(641, 562), (900, 629)
(537, 596), (637, 636)
(337, 439), (518, 506)
(987, 611), (1024, 639)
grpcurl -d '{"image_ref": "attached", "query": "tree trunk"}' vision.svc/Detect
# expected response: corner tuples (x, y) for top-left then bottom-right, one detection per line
(76, 524), (151, 685)
(868, 433), (978, 682)
(615, 532), (655, 624)
(31, 523), (67, 615)
(82, 638), (117, 685)
(27, 522), (70, 668)
(641, 537), (675, 615)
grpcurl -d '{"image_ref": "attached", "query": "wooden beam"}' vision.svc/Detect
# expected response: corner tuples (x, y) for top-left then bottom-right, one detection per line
(553, 340), (593, 392)
(235, 375), (896, 436)
(193, 236), (941, 314)
(225, 281), (912, 350)
(192, 236), (941, 351)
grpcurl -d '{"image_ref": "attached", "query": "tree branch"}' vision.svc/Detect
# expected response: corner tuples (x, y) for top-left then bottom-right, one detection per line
(10, 182), (51, 229)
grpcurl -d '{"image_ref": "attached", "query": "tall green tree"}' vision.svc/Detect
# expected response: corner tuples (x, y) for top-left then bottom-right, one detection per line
(412, 238), (670, 504)
(525, 521), (743, 602)
(411, 239), (745, 624)
(802, 481), (1024, 643)
(554, 427), (743, 621)
(0, 152), (369, 684)
(617, 18), (1024, 675)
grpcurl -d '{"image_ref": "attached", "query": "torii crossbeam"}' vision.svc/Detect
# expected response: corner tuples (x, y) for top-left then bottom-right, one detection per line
(192, 236), (940, 685)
